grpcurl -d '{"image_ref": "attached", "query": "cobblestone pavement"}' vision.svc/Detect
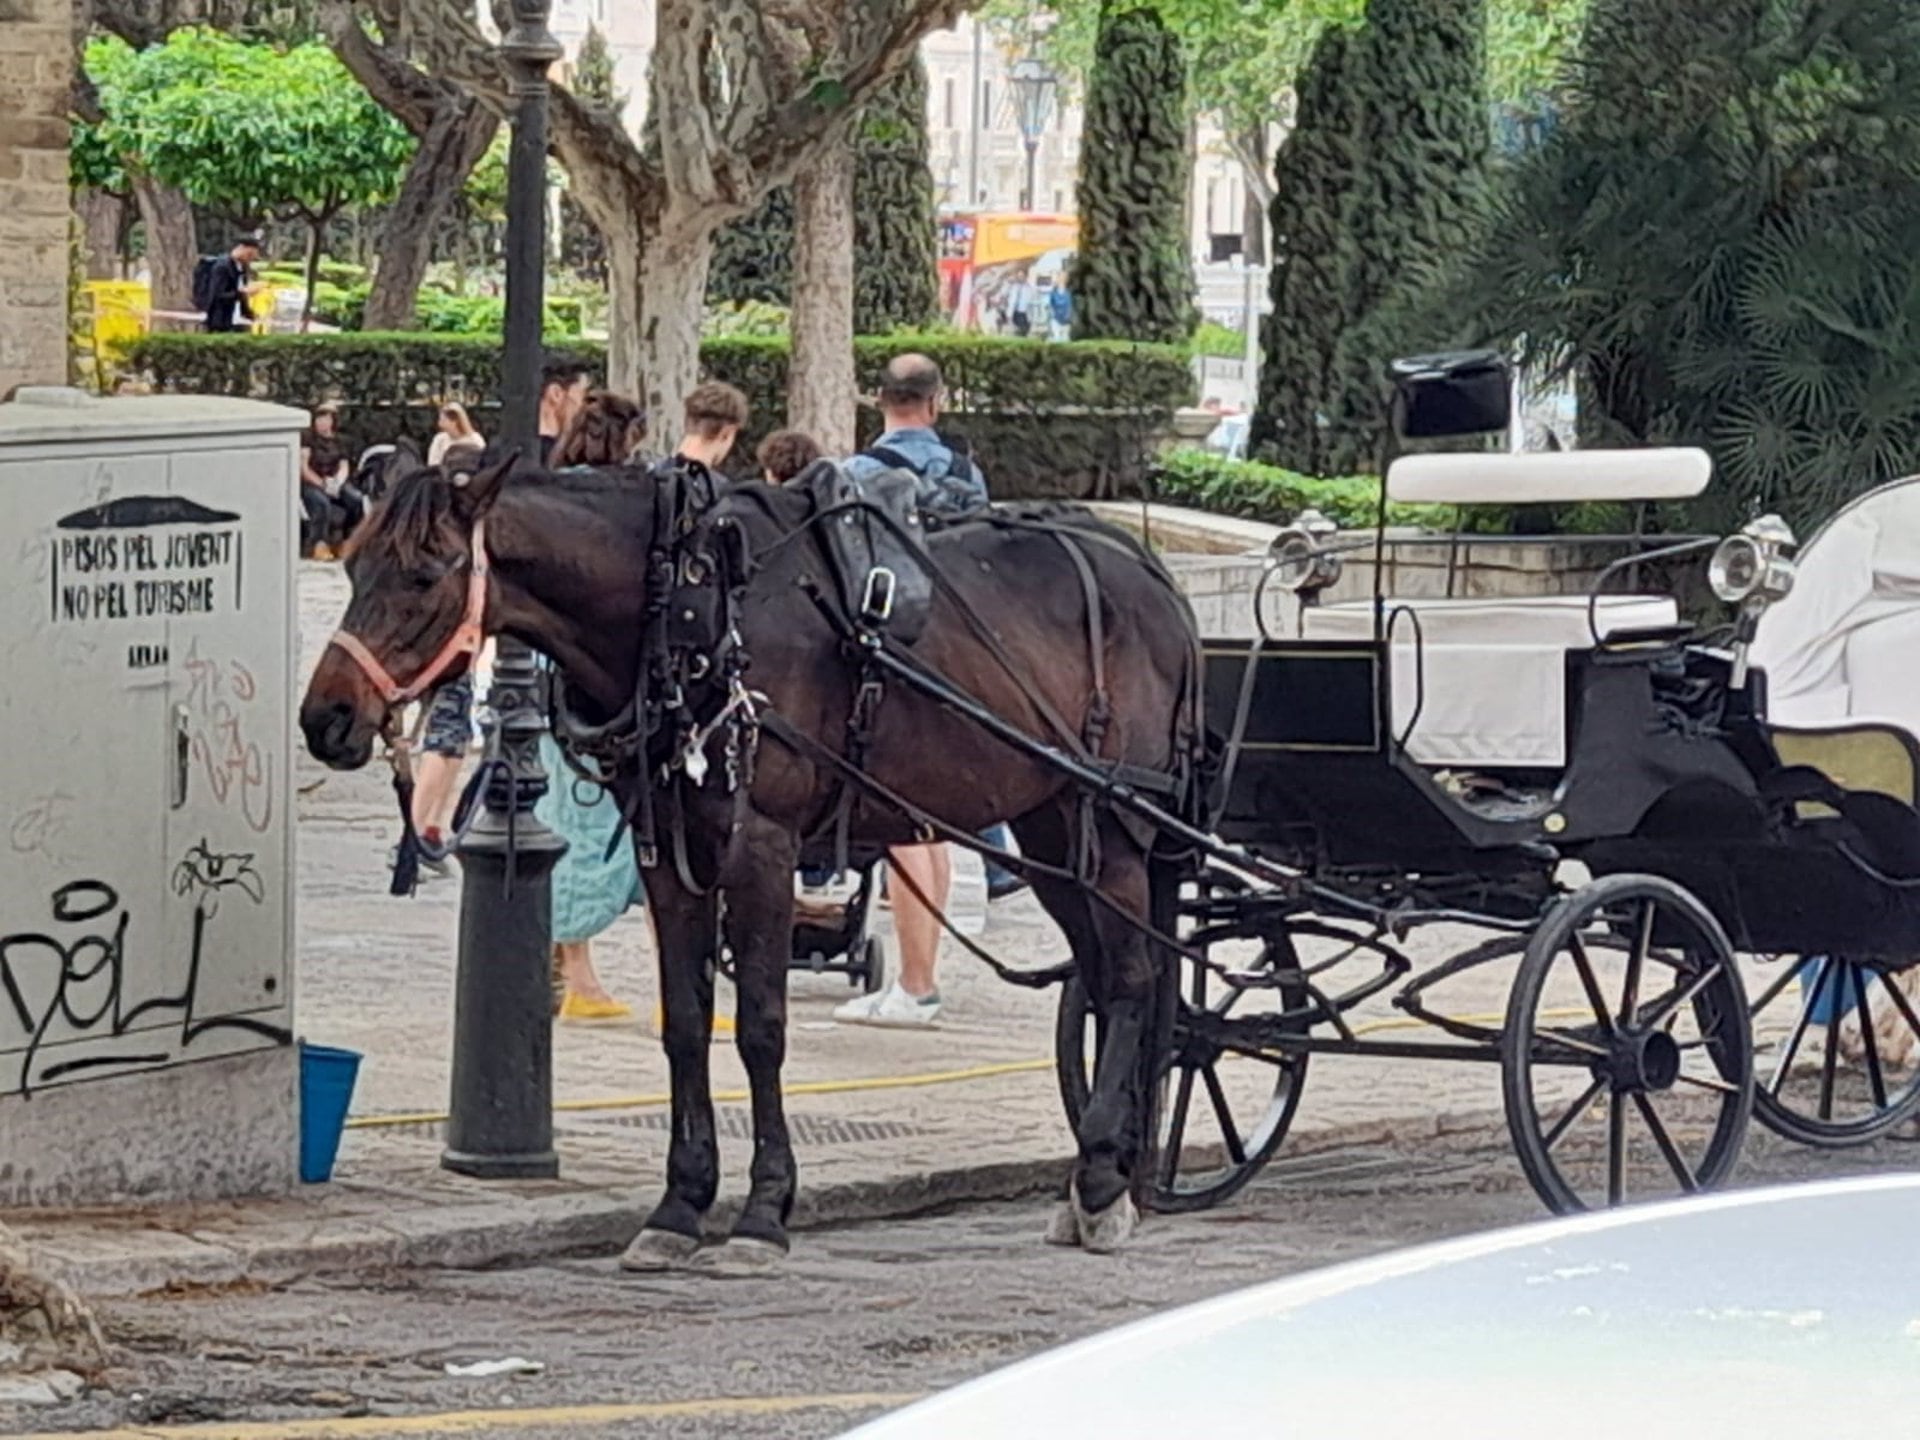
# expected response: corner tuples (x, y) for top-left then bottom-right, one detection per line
(22, 1127), (1920, 1440)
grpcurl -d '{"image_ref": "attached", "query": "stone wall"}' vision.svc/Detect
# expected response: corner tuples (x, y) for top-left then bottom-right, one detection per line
(0, 0), (72, 397)
(1094, 502), (1665, 639)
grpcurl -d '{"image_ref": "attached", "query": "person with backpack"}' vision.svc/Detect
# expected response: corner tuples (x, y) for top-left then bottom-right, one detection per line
(197, 237), (263, 333)
(833, 355), (1019, 1031)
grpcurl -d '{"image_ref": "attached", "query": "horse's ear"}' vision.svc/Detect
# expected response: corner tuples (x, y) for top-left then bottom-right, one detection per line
(450, 451), (516, 522)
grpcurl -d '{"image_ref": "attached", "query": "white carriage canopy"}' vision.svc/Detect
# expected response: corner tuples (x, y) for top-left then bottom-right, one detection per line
(1751, 475), (1920, 737)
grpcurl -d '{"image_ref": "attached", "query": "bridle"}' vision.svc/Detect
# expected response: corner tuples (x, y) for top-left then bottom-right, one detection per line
(328, 519), (491, 706)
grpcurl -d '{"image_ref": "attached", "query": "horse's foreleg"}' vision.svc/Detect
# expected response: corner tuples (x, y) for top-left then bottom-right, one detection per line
(705, 815), (800, 1274)
(621, 870), (721, 1273)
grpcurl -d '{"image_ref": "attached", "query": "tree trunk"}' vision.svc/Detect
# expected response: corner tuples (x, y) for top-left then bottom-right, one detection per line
(365, 102), (498, 331)
(788, 143), (858, 453)
(301, 217), (325, 332)
(632, 216), (715, 452)
(129, 171), (196, 330)
(75, 189), (124, 280)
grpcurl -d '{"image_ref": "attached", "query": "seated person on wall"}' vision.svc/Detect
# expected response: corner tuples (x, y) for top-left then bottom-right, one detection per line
(298, 403), (368, 559)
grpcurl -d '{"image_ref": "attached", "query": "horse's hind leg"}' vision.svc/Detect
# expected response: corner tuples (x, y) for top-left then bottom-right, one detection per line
(1017, 804), (1160, 1253)
(621, 871), (721, 1272)
(702, 814), (801, 1275)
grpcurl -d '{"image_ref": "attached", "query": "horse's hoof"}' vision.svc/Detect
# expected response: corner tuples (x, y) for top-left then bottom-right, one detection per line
(1074, 1189), (1139, 1255)
(618, 1227), (702, 1273)
(692, 1236), (788, 1279)
(1043, 1200), (1080, 1247)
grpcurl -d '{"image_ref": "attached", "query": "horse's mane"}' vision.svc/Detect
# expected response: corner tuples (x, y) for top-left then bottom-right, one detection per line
(343, 462), (453, 568)
(344, 458), (656, 567)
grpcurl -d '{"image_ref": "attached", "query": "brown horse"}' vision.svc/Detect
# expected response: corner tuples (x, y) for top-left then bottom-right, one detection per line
(300, 456), (1202, 1267)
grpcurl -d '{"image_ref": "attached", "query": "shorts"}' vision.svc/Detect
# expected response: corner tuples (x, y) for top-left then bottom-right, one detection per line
(421, 674), (475, 757)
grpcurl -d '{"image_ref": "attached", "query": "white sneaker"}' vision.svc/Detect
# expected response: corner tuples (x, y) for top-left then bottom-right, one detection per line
(834, 982), (942, 1029)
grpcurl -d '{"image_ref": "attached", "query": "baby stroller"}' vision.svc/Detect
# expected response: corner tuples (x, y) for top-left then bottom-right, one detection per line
(791, 858), (888, 994)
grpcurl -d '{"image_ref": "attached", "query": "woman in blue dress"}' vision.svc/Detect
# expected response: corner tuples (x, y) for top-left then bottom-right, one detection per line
(538, 394), (655, 1025)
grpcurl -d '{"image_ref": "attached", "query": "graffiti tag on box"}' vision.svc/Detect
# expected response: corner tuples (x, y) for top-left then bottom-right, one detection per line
(50, 495), (243, 623)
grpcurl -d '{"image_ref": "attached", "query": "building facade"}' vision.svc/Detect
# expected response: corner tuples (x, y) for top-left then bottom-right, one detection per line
(0, 0), (75, 396)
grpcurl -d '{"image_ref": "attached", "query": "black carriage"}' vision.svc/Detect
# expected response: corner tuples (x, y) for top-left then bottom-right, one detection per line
(1062, 356), (1920, 1216)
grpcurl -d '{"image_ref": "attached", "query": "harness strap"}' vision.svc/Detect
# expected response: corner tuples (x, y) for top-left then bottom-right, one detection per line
(759, 710), (1208, 978)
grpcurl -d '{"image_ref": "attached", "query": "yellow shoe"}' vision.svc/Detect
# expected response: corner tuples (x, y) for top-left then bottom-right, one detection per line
(651, 1003), (737, 1039)
(558, 993), (634, 1025)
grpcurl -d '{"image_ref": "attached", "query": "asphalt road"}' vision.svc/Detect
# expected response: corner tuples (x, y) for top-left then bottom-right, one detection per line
(25, 1127), (1920, 1440)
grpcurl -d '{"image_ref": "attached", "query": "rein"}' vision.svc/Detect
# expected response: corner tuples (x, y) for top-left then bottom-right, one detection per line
(329, 518), (491, 705)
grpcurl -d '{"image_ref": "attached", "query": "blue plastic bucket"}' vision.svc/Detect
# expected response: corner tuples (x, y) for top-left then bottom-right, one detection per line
(299, 1043), (363, 1184)
(1796, 957), (1866, 1028)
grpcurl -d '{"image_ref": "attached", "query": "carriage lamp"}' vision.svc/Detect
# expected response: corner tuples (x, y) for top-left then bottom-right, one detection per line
(1269, 508), (1343, 599)
(1709, 513), (1797, 608)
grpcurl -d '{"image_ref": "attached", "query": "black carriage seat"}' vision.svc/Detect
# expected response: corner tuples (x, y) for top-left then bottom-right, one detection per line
(1299, 594), (1682, 771)
(793, 458), (936, 643)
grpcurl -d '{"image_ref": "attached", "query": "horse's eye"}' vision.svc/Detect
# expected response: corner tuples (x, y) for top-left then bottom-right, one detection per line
(409, 571), (438, 592)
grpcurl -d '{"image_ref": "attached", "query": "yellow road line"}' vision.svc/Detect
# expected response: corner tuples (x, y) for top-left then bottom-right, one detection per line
(15, 1390), (922, 1440)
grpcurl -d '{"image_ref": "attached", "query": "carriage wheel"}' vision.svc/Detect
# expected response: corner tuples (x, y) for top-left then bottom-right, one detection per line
(1056, 874), (1310, 1214)
(1503, 874), (1754, 1214)
(1748, 955), (1920, 1147)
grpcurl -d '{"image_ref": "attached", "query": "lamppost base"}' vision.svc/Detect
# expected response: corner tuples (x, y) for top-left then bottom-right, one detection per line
(439, 1146), (561, 1181)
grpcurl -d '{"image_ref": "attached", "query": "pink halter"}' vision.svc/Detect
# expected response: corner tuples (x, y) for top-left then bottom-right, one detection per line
(328, 520), (490, 706)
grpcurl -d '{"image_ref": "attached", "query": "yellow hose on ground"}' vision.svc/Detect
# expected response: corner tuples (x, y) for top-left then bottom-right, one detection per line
(344, 1007), (1591, 1130)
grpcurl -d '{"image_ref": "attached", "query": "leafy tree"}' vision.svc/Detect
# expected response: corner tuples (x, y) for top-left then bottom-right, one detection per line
(1250, 0), (1489, 474)
(394, 1), (969, 445)
(709, 61), (940, 334)
(1459, 0), (1920, 530)
(1069, 4), (1193, 343)
(84, 29), (413, 326)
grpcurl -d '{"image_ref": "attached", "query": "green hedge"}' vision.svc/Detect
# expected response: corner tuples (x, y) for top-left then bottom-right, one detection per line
(121, 332), (1196, 499)
(1152, 450), (1646, 536)
(306, 285), (587, 338)
(1150, 450), (1446, 529)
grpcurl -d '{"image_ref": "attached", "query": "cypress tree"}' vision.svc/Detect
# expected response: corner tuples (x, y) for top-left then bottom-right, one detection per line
(1068, 3), (1193, 343)
(1251, 0), (1489, 476)
(853, 58), (940, 333)
(708, 59), (938, 333)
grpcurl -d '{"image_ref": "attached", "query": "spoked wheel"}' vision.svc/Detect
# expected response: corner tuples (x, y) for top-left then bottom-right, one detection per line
(1748, 954), (1920, 1146)
(1056, 872), (1311, 1213)
(1503, 874), (1754, 1213)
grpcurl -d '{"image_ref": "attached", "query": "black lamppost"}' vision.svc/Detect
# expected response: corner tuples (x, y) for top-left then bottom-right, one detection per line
(1008, 56), (1058, 212)
(441, 0), (567, 1182)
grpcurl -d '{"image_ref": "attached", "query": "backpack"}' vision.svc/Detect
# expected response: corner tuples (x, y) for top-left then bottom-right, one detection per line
(860, 432), (987, 519)
(190, 256), (220, 312)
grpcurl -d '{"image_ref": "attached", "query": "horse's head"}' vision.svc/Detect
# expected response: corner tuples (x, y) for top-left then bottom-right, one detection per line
(300, 454), (510, 770)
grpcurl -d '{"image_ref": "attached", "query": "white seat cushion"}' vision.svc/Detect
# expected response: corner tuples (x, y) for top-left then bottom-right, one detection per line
(1301, 596), (1680, 767)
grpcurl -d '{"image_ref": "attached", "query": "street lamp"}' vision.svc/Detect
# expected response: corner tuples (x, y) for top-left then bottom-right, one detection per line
(1008, 55), (1058, 213)
(441, 0), (567, 1182)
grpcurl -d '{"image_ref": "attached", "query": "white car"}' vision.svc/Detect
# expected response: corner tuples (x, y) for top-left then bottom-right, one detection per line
(840, 1175), (1920, 1439)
